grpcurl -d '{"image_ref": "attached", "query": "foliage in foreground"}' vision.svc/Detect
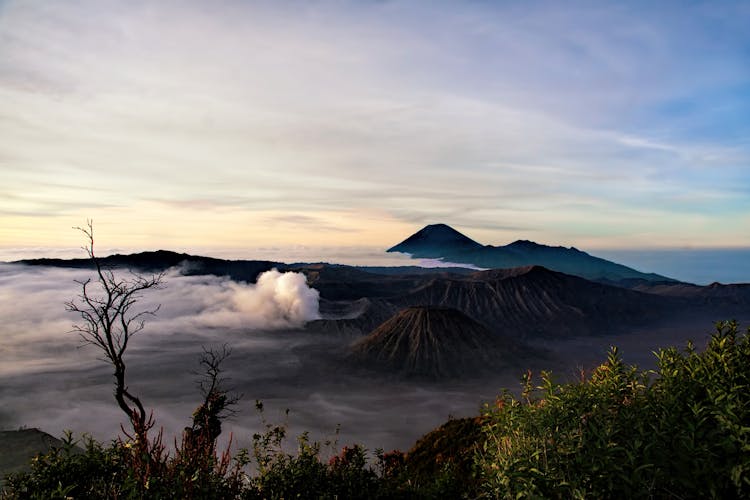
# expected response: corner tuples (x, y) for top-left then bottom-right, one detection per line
(479, 320), (750, 499)
(1, 429), (244, 499)
(0, 402), (461, 499)
(3, 321), (749, 499)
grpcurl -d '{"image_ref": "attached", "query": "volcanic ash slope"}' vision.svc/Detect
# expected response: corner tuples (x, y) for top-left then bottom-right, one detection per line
(350, 306), (521, 379)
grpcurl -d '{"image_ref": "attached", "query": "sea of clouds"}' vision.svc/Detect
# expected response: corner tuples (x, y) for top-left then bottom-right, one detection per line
(0, 263), (500, 454)
(0, 265), (320, 375)
(5, 255), (727, 456)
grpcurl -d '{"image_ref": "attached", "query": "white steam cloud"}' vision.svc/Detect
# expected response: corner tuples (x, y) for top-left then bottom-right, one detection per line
(0, 263), (499, 454)
(177, 268), (321, 330)
(0, 265), (321, 378)
(5, 261), (701, 455)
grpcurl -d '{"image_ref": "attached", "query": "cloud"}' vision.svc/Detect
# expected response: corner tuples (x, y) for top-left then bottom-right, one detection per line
(161, 268), (321, 331)
(264, 215), (360, 233)
(411, 258), (485, 271)
(0, 0), (748, 247)
(78, 267), (323, 336)
(0, 265), (321, 373)
(0, 263), (509, 453)
(0, 259), (737, 457)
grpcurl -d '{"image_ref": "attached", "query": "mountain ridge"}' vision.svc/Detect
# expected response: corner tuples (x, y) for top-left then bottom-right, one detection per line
(388, 224), (676, 284)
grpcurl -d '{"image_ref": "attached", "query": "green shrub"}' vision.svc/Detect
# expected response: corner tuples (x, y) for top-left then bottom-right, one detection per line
(241, 401), (440, 499)
(7, 322), (747, 498)
(402, 416), (485, 497)
(2, 432), (130, 499)
(1, 403), (441, 499)
(1, 430), (245, 500)
(478, 320), (750, 499)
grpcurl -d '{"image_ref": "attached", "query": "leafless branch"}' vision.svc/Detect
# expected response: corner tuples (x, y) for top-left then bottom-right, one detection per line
(66, 220), (164, 440)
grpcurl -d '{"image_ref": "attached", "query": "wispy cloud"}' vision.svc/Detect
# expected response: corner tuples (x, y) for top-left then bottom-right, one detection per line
(0, 0), (748, 248)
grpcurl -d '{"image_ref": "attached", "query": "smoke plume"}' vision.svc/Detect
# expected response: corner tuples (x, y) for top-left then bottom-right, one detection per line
(0, 263), (496, 454)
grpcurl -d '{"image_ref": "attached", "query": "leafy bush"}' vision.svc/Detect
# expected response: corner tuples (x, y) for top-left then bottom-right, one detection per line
(2, 404), (462, 499)
(5, 322), (747, 498)
(403, 416), (485, 498)
(2, 432), (126, 499)
(478, 320), (750, 499)
(1, 430), (245, 499)
(241, 401), (458, 499)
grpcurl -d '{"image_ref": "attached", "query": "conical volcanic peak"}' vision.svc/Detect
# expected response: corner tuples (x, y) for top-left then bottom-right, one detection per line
(387, 224), (677, 284)
(350, 306), (519, 379)
(387, 224), (483, 258)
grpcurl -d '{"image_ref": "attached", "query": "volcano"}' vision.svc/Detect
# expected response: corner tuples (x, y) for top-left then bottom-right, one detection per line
(387, 223), (483, 257)
(392, 265), (676, 339)
(350, 306), (521, 379)
(388, 224), (676, 284)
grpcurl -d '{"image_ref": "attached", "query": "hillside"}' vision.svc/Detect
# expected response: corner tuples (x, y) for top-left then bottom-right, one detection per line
(393, 265), (678, 339)
(350, 306), (521, 378)
(16, 251), (282, 282)
(4, 322), (748, 498)
(388, 224), (676, 284)
(387, 223), (483, 256)
(312, 265), (681, 340)
(14, 249), (745, 344)
(0, 428), (77, 484)
(633, 281), (750, 309)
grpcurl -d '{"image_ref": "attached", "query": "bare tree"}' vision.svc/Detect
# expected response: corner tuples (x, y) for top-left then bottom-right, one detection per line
(64, 221), (242, 491)
(65, 220), (164, 441)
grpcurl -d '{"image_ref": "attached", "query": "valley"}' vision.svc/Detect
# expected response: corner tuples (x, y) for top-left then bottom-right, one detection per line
(5, 224), (748, 456)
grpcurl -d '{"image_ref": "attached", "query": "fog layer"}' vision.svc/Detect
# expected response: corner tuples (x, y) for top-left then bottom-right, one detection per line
(1, 262), (732, 455)
(0, 264), (504, 453)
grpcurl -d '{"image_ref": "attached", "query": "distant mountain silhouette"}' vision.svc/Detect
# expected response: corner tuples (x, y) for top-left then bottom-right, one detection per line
(632, 280), (750, 311)
(388, 223), (483, 256)
(13, 248), (749, 354)
(391, 265), (677, 339)
(311, 265), (679, 340)
(350, 306), (521, 378)
(17, 250), (282, 282)
(388, 224), (676, 284)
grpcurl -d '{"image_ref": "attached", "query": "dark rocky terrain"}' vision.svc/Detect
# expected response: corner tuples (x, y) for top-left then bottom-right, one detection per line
(309, 265), (686, 343)
(0, 429), (78, 484)
(350, 306), (522, 378)
(11, 231), (750, 380)
(390, 266), (680, 339)
(4, 235), (749, 479)
(632, 281), (750, 310)
(16, 250), (283, 283)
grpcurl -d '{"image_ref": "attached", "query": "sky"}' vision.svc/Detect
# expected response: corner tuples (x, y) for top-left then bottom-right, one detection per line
(1, 0), (749, 254)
